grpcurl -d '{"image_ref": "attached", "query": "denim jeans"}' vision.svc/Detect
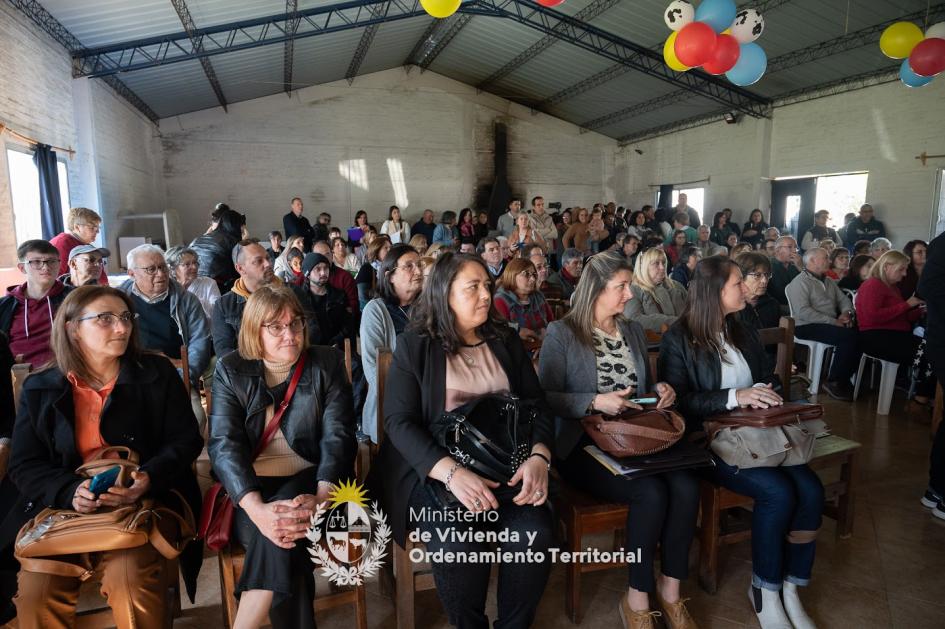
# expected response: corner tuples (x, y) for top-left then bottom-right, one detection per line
(711, 458), (824, 591)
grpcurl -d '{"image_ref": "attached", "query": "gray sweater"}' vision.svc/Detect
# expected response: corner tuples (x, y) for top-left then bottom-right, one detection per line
(623, 282), (688, 333)
(359, 298), (397, 442)
(538, 319), (651, 458)
(784, 270), (853, 326)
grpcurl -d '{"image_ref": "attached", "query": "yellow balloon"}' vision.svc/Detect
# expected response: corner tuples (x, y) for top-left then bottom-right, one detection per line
(664, 31), (692, 72)
(722, 28), (732, 35)
(421, 0), (460, 19)
(879, 21), (924, 59)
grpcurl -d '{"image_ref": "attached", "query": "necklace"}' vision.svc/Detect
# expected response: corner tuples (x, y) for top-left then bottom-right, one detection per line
(459, 340), (485, 367)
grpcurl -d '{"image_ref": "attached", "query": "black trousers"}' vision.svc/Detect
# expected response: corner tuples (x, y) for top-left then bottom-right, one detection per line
(407, 482), (554, 629)
(860, 329), (934, 397)
(233, 470), (317, 628)
(795, 323), (861, 382)
(930, 363), (945, 497)
(558, 438), (700, 593)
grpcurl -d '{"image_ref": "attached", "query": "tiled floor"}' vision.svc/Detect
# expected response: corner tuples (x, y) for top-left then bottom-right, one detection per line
(9, 385), (945, 628)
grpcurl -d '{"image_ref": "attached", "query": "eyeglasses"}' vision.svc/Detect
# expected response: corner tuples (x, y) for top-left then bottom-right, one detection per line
(518, 271), (538, 280)
(74, 256), (103, 266)
(75, 223), (100, 231)
(25, 258), (61, 269)
(135, 264), (169, 276)
(75, 311), (139, 327)
(262, 318), (305, 337)
(746, 272), (773, 281)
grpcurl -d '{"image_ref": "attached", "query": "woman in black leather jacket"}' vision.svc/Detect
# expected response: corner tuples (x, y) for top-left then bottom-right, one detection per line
(209, 285), (355, 628)
(188, 207), (245, 290)
(657, 257), (823, 629)
(369, 253), (554, 629)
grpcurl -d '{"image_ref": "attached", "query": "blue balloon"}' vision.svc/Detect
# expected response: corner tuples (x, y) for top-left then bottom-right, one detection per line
(900, 58), (933, 87)
(694, 0), (737, 33)
(725, 42), (767, 86)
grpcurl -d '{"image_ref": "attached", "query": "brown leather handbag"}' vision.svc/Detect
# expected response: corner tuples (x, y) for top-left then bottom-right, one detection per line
(14, 446), (195, 579)
(581, 406), (686, 458)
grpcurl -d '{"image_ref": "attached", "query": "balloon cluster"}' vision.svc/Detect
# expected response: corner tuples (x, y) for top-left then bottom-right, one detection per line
(662, 0), (768, 87)
(879, 21), (945, 88)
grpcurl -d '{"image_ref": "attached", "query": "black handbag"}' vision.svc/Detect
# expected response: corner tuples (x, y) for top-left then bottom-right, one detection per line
(426, 394), (539, 508)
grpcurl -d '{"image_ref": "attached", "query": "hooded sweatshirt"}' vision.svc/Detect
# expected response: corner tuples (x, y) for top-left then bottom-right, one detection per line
(2, 281), (70, 367)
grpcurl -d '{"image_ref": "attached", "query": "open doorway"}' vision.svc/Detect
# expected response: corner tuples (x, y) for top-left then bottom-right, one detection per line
(771, 172), (867, 244)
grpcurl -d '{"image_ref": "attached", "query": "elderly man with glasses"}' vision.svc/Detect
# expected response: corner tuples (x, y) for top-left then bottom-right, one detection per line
(61, 244), (110, 287)
(768, 236), (803, 311)
(119, 244), (211, 431)
(0, 240), (73, 368)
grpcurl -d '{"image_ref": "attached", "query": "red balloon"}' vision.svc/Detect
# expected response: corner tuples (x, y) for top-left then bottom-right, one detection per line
(908, 37), (945, 77)
(702, 34), (741, 75)
(536, 0), (565, 6)
(674, 22), (718, 68)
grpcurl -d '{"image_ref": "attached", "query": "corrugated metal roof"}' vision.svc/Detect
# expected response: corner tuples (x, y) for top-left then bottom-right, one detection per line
(33, 0), (940, 139)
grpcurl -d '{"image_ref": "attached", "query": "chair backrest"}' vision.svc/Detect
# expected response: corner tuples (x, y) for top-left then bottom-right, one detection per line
(11, 362), (32, 411)
(343, 337), (353, 385)
(758, 316), (795, 394)
(375, 347), (393, 447)
(165, 344), (190, 396)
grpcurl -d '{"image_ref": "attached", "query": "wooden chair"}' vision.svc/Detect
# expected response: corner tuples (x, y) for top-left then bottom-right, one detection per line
(372, 347), (438, 629)
(164, 344), (191, 396)
(11, 361), (31, 411)
(343, 337), (354, 385)
(697, 317), (861, 594)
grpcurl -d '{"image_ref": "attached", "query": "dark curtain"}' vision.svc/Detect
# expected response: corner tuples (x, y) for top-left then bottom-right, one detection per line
(655, 184), (674, 223)
(33, 144), (64, 240)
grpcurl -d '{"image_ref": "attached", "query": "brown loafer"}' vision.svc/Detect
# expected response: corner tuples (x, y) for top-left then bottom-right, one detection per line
(619, 596), (662, 629)
(655, 591), (699, 629)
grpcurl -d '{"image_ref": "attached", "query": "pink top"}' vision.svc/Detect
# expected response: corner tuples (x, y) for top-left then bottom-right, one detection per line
(854, 277), (922, 332)
(444, 343), (510, 411)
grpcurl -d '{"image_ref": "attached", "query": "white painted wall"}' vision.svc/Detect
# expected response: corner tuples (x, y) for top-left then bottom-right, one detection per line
(0, 1), (164, 269)
(161, 68), (617, 242)
(616, 79), (945, 244)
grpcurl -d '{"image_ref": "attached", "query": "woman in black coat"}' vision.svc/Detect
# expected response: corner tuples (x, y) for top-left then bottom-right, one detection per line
(369, 252), (555, 629)
(658, 258), (823, 629)
(2, 286), (203, 628)
(209, 285), (355, 629)
(188, 207), (245, 290)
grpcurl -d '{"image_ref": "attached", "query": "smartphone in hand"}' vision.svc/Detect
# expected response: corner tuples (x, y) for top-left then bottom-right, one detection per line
(89, 466), (121, 498)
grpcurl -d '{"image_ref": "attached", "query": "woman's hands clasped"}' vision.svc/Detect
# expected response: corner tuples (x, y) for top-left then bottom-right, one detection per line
(735, 383), (783, 409)
(509, 455), (549, 507)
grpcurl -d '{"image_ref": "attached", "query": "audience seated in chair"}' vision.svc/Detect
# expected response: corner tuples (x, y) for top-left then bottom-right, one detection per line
(546, 248), (583, 301)
(2, 286), (202, 629)
(207, 285), (355, 628)
(493, 258), (554, 345)
(49, 207), (108, 285)
(60, 244), (110, 288)
(165, 245), (222, 319)
(625, 248), (688, 334)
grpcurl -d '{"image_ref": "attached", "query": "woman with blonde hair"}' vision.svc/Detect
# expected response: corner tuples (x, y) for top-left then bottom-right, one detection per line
(408, 233), (428, 256)
(855, 249), (933, 404)
(209, 285), (354, 627)
(562, 207), (592, 253)
(509, 212), (547, 256)
(50, 207), (108, 282)
(625, 248), (688, 333)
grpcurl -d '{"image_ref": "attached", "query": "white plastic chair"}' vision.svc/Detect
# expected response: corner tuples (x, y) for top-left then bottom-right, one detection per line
(853, 353), (900, 415)
(786, 294), (836, 397)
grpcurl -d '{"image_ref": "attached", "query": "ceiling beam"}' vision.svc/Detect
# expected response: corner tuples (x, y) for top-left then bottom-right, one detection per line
(169, 0), (228, 111)
(539, 0), (798, 110)
(403, 14), (472, 70)
(7, 0), (159, 123)
(463, 0), (770, 118)
(346, 1), (390, 83)
(73, 0), (463, 77)
(284, 0), (299, 95)
(475, 0), (619, 92)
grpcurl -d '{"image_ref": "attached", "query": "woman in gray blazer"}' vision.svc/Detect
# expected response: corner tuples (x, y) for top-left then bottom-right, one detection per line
(625, 247), (688, 334)
(539, 252), (700, 629)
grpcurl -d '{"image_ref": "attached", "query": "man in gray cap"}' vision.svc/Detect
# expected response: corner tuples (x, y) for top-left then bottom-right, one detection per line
(61, 244), (110, 287)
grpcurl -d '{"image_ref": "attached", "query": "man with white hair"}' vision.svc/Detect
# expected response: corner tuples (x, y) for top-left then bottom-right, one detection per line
(785, 247), (860, 400)
(694, 225), (726, 258)
(120, 243), (211, 428)
(61, 244), (110, 287)
(870, 237), (892, 259)
(769, 236), (802, 309)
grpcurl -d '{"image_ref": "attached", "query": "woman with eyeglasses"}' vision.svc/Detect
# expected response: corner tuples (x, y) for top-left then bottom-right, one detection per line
(165, 246), (221, 319)
(209, 285), (355, 628)
(50, 207), (108, 284)
(735, 252), (780, 332)
(4, 286), (203, 628)
(493, 258), (554, 344)
(359, 244), (423, 443)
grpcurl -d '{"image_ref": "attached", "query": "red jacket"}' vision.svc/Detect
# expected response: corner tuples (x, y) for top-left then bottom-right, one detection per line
(49, 232), (108, 284)
(854, 277), (922, 332)
(1, 281), (71, 367)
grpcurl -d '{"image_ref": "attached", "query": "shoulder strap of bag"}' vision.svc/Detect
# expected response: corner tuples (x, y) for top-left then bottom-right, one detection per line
(16, 556), (96, 581)
(250, 353), (307, 462)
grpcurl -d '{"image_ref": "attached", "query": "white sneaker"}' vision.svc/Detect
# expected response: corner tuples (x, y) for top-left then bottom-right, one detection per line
(782, 582), (817, 629)
(748, 585), (792, 629)
(933, 501), (945, 522)
(921, 488), (942, 509)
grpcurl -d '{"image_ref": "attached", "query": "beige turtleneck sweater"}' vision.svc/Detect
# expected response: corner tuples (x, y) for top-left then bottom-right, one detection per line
(253, 358), (315, 477)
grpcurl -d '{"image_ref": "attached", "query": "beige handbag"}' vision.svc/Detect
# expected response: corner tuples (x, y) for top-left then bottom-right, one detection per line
(704, 403), (829, 469)
(14, 446), (195, 580)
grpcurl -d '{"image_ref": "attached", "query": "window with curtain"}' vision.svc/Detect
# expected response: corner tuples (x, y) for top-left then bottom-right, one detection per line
(6, 147), (71, 243)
